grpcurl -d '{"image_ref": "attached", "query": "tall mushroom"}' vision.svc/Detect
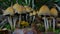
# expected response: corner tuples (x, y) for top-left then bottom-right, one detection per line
(3, 6), (14, 30)
(50, 7), (58, 32)
(13, 3), (26, 27)
(32, 10), (37, 22)
(38, 5), (50, 32)
(24, 6), (33, 22)
(29, 12), (33, 23)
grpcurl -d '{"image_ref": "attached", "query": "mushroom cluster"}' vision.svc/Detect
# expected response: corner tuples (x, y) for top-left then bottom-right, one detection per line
(1, 0), (58, 32)
(2, 2), (34, 29)
(38, 5), (58, 32)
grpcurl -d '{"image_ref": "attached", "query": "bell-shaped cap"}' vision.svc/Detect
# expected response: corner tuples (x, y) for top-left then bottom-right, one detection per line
(29, 12), (33, 16)
(3, 6), (14, 16)
(38, 5), (50, 16)
(33, 10), (37, 15)
(24, 6), (33, 13)
(50, 8), (58, 17)
(13, 3), (25, 14)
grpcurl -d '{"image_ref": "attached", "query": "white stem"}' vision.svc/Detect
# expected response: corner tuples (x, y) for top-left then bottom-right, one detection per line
(46, 18), (49, 29)
(19, 15), (21, 26)
(53, 17), (55, 31)
(26, 14), (27, 21)
(29, 16), (31, 23)
(26, 14), (28, 21)
(33, 16), (35, 22)
(43, 17), (47, 31)
(8, 17), (13, 29)
(49, 20), (51, 27)
(13, 17), (17, 29)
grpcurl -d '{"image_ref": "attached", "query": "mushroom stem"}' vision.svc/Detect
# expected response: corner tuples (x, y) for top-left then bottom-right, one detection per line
(43, 17), (47, 32)
(52, 17), (55, 32)
(29, 16), (31, 23)
(26, 14), (28, 22)
(33, 15), (35, 22)
(46, 18), (49, 30)
(13, 16), (17, 29)
(8, 16), (13, 30)
(26, 14), (27, 21)
(49, 19), (52, 28)
(18, 15), (21, 27)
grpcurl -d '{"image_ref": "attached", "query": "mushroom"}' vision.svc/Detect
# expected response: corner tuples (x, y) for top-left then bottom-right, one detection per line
(24, 6), (33, 22)
(50, 8), (58, 31)
(32, 10), (37, 22)
(13, 3), (26, 27)
(13, 3), (24, 14)
(38, 5), (50, 32)
(29, 12), (33, 23)
(3, 7), (14, 16)
(3, 6), (14, 30)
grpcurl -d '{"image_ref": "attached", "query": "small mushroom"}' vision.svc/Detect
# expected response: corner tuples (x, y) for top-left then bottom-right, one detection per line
(38, 5), (50, 32)
(50, 8), (58, 31)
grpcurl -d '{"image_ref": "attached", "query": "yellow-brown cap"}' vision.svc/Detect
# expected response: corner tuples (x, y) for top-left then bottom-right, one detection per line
(3, 6), (14, 16)
(38, 5), (50, 16)
(13, 3), (24, 14)
(50, 8), (58, 17)
(24, 6), (33, 13)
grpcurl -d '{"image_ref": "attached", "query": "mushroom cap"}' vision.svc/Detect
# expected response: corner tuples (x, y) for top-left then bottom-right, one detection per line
(13, 3), (25, 14)
(50, 8), (58, 17)
(24, 6), (33, 13)
(3, 6), (14, 16)
(33, 10), (37, 15)
(29, 12), (33, 16)
(38, 5), (50, 16)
